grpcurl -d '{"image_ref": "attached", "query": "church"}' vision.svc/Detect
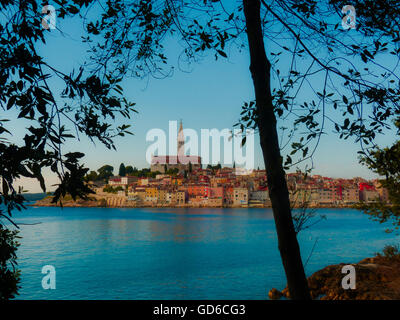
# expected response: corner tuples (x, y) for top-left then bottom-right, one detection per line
(150, 120), (202, 174)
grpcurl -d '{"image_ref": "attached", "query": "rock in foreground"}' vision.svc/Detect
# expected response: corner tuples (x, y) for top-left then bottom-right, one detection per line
(269, 255), (400, 300)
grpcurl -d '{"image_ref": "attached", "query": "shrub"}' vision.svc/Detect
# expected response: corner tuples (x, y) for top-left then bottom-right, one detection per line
(379, 244), (400, 259)
(0, 227), (21, 300)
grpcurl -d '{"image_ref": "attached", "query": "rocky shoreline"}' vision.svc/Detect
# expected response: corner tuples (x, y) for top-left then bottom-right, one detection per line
(31, 196), (357, 209)
(269, 255), (400, 300)
(29, 196), (101, 207)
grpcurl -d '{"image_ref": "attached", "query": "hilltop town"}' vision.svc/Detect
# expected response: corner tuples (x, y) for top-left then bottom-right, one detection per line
(34, 120), (390, 209)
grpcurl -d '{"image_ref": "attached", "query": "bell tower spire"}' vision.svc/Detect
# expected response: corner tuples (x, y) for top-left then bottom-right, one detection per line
(177, 119), (184, 158)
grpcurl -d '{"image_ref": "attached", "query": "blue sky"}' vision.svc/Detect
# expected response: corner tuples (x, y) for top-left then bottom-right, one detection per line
(9, 6), (397, 192)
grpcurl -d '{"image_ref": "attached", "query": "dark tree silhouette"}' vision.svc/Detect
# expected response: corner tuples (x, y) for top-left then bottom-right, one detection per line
(118, 163), (127, 177)
(0, 227), (20, 300)
(358, 119), (400, 233)
(0, 1), (135, 297)
(125, 165), (135, 175)
(97, 165), (114, 182)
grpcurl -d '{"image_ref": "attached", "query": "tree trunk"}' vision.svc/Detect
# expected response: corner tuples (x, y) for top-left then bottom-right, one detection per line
(243, 0), (311, 300)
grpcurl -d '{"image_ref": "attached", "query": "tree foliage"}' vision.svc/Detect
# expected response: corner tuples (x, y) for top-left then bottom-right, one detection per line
(359, 119), (400, 233)
(0, 0), (136, 213)
(97, 165), (114, 182)
(232, 0), (400, 170)
(118, 163), (126, 177)
(84, 170), (99, 182)
(0, 227), (20, 300)
(125, 165), (135, 175)
(0, 0), (135, 298)
(103, 185), (124, 194)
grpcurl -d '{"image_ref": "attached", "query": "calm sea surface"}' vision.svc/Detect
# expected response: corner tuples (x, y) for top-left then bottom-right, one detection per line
(10, 206), (398, 299)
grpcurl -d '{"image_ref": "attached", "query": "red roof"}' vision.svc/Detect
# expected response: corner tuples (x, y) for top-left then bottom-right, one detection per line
(359, 182), (375, 191)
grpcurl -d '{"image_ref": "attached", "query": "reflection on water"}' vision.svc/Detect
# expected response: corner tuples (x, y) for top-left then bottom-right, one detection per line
(11, 207), (398, 299)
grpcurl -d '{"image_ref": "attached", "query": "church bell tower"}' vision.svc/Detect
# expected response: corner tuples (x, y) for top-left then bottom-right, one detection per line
(177, 120), (185, 158)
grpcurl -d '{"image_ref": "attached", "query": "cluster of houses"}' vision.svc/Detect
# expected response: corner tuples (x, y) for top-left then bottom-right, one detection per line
(89, 168), (389, 208)
(286, 174), (389, 206)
